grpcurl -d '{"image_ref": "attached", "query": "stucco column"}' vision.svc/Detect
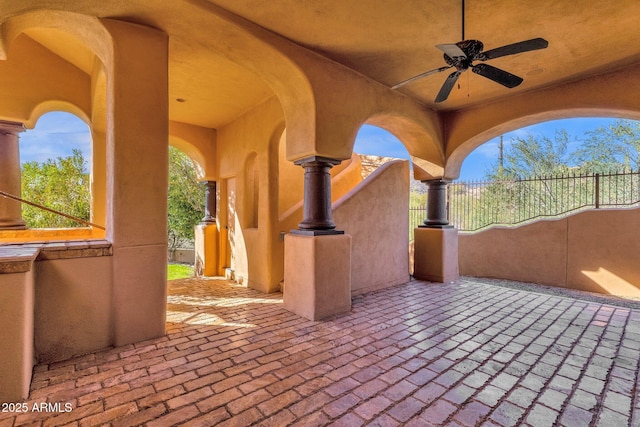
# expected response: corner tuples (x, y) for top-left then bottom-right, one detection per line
(102, 19), (169, 346)
(294, 156), (343, 234)
(195, 180), (219, 276)
(422, 179), (450, 228)
(90, 130), (107, 232)
(0, 120), (27, 230)
(414, 178), (459, 282)
(284, 155), (351, 320)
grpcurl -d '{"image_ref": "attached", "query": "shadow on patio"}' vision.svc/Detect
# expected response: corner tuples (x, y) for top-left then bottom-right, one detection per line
(1, 277), (639, 426)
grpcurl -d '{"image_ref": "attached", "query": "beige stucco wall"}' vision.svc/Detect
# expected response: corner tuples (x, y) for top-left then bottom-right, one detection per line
(0, 268), (34, 403)
(34, 256), (113, 363)
(459, 207), (640, 297)
(0, 33), (91, 126)
(333, 160), (410, 295)
(216, 97), (284, 292)
(284, 233), (352, 320)
(277, 132), (360, 220)
(215, 95), (367, 292)
(274, 153), (364, 288)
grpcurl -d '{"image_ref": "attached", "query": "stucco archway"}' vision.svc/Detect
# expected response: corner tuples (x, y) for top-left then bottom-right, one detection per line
(446, 108), (640, 180)
(443, 64), (640, 179)
(363, 113), (443, 179)
(169, 123), (216, 182)
(2, 10), (172, 350)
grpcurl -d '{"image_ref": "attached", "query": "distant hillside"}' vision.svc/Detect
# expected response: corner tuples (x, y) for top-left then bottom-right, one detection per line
(357, 154), (427, 194)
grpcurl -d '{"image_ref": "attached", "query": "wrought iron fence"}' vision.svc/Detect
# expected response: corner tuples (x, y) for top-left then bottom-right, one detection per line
(446, 170), (640, 232)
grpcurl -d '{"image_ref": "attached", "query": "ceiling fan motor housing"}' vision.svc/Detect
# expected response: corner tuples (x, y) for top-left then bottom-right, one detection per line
(443, 40), (484, 70)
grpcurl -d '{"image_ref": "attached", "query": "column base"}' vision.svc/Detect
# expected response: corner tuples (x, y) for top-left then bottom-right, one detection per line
(413, 227), (459, 283)
(284, 233), (351, 321)
(194, 223), (219, 276)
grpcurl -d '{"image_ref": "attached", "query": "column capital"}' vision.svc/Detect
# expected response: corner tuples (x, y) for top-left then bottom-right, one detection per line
(0, 120), (25, 136)
(293, 155), (342, 168)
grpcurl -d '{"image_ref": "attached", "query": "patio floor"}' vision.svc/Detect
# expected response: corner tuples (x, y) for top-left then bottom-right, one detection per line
(1, 277), (639, 427)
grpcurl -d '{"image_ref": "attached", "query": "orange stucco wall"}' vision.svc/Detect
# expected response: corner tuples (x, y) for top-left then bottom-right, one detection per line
(459, 208), (640, 297)
(0, 267), (34, 402)
(34, 256), (113, 363)
(333, 160), (410, 295)
(3, 2), (640, 406)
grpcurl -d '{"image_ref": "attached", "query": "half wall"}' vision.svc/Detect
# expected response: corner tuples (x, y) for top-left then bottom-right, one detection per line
(459, 208), (640, 297)
(333, 160), (410, 295)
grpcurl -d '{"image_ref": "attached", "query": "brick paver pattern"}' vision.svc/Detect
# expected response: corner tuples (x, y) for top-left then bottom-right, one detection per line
(1, 277), (639, 426)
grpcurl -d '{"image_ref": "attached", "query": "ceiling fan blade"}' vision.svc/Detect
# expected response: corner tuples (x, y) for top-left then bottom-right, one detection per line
(479, 38), (548, 60)
(435, 70), (462, 103)
(436, 43), (467, 60)
(391, 65), (452, 89)
(472, 63), (523, 88)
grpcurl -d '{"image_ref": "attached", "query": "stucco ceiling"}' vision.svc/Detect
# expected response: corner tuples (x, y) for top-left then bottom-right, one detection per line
(208, 0), (640, 109)
(10, 0), (640, 128)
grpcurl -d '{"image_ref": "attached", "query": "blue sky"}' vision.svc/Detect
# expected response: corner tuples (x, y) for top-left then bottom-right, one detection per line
(354, 117), (619, 181)
(21, 111), (619, 181)
(19, 112), (91, 166)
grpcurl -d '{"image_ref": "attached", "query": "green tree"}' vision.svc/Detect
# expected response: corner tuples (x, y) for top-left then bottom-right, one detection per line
(457, 121), (640, 231)
(21, 149), (91, 228)
(572, 119), (640, 172)
(486, 130), (573, 180)
(168, 146), (205, 250)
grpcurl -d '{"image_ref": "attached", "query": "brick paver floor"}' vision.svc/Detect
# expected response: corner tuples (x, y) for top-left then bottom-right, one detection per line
(1, 277), (639, 426)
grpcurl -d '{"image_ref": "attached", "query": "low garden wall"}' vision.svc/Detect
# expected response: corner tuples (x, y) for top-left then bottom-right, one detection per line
(458, 208), (640, 297)
(168, 248), (195, 264)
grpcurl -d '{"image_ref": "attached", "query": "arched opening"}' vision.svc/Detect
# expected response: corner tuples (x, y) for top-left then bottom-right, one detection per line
(452, 117), (640, 231)
(457, 117), (633, 181)
(354, 124), (412, 162)
(355, 123), (425, 229)
(0, 18), (108, 240)
(19, 111), (93, 230)
(454, 116), (640, 298)
(167, 145), (205, 277)
(346, 123), (415, 284)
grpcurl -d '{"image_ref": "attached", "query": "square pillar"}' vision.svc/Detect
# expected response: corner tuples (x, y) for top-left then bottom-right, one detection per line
(194, 180), (219, 277)
(194, 223), (219, 276)
(284, 233), (351, 320)
(101, 19), (169, 346)
(413, 227), (459, 282)
(0, 253), (36, 403)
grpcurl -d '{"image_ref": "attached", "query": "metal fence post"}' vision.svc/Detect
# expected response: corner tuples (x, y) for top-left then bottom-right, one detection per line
(595, 173), (600, 209)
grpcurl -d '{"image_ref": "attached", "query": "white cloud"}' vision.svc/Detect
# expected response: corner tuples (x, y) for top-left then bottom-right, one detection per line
(472, 140), (499, 158)
(19, 112), (92, 170)
(353, 125), (410, 159)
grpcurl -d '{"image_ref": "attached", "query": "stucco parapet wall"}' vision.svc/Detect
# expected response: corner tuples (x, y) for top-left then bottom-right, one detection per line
(0, 240), (112, 273)
(0, 227), (103, 243)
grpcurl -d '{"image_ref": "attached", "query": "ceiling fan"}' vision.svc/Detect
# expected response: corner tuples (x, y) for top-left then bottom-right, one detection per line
(392, 1), (549, 103)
